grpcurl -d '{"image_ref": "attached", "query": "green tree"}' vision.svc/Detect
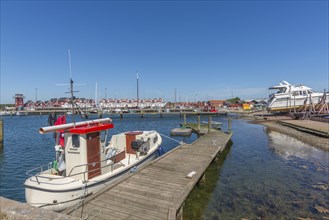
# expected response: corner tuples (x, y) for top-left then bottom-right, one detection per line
(226, 97), (241, 103)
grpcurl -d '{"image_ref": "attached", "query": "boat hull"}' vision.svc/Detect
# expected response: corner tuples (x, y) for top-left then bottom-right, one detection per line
(267, 94), (329, 112)
(25, 149), (158, 212)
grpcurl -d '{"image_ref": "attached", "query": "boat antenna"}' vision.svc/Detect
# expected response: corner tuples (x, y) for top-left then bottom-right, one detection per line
(68, 50), (76, 123)
(56, 50), (87, 122)
(67, 50), (88, 123)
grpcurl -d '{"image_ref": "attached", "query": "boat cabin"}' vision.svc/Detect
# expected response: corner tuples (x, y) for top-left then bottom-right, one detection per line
(60, 122), (151, 181)
(63, 123), (114, 181)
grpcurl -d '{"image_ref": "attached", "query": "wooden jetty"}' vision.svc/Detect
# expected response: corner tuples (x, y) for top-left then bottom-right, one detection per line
(64, 130), (232, 219)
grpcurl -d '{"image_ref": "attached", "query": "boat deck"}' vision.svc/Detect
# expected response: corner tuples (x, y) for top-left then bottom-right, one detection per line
(64, 131), (232, 219)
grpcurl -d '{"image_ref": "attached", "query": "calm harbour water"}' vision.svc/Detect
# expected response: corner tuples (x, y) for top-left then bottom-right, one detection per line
(0, 114), (328, 219)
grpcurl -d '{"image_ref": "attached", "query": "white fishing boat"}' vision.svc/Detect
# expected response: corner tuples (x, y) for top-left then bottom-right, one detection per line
(24, 117), (162, 211)
(267, 81), (329, 112)
(25, 51), (163, 211)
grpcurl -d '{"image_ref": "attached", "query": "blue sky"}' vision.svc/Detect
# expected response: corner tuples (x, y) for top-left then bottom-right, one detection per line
(1, 0), (328, 104)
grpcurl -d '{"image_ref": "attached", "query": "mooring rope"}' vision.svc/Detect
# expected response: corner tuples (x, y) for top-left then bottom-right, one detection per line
(159, 133), (185, 145)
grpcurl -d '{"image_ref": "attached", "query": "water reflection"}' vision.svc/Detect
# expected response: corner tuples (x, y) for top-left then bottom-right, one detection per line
(184, 120), (329, 220)
(267, 129), (328, 168)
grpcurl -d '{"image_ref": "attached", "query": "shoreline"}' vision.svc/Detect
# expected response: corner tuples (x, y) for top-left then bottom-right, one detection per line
(239, 113), (329, 152)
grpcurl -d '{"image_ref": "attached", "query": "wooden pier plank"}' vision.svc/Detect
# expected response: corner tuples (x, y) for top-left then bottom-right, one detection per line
(90, 195), (168, 219)
(125, 176), (184, 191)
(86, 195), (170, 220)
(131, 173), (186, 189)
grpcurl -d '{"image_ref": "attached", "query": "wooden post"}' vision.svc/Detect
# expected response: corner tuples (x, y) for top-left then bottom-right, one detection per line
(176, 203), (184, 220)
(160, 112), (163, 118)
(208, 116), (212, 133)
(141, 111), (144, 118)
(228, 117), (232, 133)
(197, 114), (200, 131)
(183, 113), (186, 127)
(120, 112), (123, 119)
(0, 119), (3, 149)
(199, 173), (206, 185)
(168, 207), (176, 220)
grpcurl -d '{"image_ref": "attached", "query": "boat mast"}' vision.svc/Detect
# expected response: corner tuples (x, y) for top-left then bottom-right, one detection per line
(68, 49), (75, 123)
(136, 71), (139, 108)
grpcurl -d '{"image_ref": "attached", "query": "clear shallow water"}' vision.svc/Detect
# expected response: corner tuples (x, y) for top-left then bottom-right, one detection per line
(184, 119), (329, 219)
(0, 115), (328, 219)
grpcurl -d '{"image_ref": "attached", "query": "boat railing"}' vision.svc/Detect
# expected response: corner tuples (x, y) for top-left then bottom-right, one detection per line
(25, 162), (54, 184)
(66, 159), (113, 182)
(26, 157), (116, 184)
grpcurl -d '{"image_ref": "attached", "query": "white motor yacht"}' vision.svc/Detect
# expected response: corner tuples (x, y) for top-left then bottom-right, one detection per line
(267, 81), (329, 112)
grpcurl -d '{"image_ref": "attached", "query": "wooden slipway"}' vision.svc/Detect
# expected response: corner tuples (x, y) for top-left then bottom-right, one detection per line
(278, 120), (329, 137)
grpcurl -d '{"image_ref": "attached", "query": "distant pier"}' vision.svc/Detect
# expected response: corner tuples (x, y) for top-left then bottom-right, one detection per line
(0, 109), (228, 118)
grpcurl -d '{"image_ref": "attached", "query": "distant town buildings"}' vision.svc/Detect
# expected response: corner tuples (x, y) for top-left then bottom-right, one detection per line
(7, 93), (266, 111)
(21, 97), (166, 110)
(99, 98), (165, 109)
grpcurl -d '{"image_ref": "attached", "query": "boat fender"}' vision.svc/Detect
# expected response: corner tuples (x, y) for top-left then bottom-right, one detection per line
(53, 160), (58, 170)
(58, 160), (66, 172)
(157, 146), (164, 156)
(130, 166), (137, 173)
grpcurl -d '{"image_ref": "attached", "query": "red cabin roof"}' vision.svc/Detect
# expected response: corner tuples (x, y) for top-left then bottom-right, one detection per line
(69, 123), (114, 134)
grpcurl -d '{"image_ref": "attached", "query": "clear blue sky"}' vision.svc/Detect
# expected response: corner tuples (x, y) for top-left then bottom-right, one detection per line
(1, 0), (328, 104)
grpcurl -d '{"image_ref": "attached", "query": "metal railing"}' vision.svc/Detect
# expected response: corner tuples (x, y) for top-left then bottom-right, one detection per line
(26, 157), (116, 184)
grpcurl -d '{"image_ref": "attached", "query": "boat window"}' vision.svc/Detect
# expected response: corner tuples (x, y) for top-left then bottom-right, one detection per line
(303, 91), (307, 95)
(292, 91), (299, 96)
(72, 134), (80, 148)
